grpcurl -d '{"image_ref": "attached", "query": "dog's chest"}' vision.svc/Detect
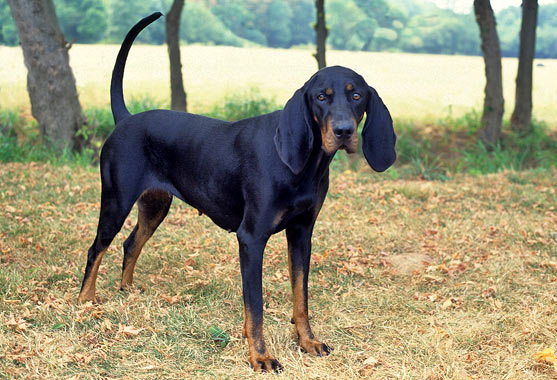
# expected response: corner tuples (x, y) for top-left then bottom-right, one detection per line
(270, 184), (321, 232)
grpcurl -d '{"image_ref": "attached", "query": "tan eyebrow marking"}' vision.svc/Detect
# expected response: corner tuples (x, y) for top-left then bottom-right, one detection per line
(325, 88), (333, 95)
(346, 83), (353, 91)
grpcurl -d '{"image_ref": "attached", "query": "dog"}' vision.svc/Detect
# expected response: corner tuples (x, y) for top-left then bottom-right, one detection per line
(78, 12), (396, 372)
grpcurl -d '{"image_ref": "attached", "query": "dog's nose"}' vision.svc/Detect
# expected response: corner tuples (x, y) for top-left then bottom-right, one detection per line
(333, 124), (354, 139)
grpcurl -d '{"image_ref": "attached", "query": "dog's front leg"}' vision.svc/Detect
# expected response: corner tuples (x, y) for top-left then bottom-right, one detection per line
(237, 229), (282, 373)
(286, 220), (332, 357)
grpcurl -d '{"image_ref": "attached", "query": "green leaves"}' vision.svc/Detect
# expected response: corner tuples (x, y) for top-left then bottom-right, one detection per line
(209, 325), (230, 348)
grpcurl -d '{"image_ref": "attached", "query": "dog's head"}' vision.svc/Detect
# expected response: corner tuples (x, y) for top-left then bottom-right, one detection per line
(274, 66), (397, 174)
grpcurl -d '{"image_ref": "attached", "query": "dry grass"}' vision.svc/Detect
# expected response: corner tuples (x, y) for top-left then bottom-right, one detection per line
(0, 162), (555, 379)
(1, 44), (556, 127)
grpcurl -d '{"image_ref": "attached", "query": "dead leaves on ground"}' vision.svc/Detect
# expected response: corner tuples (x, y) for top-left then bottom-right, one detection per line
(1, 163), (556, 379)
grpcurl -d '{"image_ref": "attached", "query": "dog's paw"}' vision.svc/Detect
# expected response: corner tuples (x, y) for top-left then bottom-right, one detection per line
(299, 338), (332, 357)
(77, 291), (96, 304)
(249, 354), (283, 373)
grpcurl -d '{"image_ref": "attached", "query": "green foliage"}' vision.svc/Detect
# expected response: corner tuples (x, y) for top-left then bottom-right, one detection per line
(288, 0), (315, 46)
(0, 108), (19, 138)
(462, 120), (557, 174)
(107, 0), (166, 44)
(0, 0), (18, 45)
(1, 0), (557, 57)
(535, 4), (557, 58)
(211, 0), (266, 45)
(208, 325), (230, 348)
(203, 89), (280, 121)
(327, 0), (371, 51)
(400, 11), (480, 55)
(1, 100), (556, 179)
(392, 111), (557, 179)
(54, 0), (108, 43)
(181, 2), (244, 46)
(264, 0), (292, 48)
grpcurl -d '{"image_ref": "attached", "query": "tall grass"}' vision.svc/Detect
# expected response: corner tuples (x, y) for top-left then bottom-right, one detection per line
(394, 111), (557, 178)
(1, 97), (556, 177)
(202, 88), (281, 121)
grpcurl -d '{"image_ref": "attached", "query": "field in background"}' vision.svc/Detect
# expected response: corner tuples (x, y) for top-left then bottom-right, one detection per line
(0, 163), (555, 379)
(1, 44), (556, 127)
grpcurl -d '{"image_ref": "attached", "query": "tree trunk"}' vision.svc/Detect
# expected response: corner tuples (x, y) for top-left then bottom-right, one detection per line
(7, 0), (84, 150)
(510, 0), (538, 133)
(474, 0), (504, 147)
(313, 0), (327, 70)
(166, 0), (187, 112)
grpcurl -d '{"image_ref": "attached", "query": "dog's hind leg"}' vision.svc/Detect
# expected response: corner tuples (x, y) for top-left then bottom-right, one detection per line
(78, 169), (142, 303)
(120, 189), (172, 290)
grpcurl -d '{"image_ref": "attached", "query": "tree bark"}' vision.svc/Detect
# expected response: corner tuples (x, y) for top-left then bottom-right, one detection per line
(166, 0), (187, 112)
(474, 0), (504, 147)
(313, 0), (327, 70)
(510, 0), (538, 133)
(7, 0), (84, 150)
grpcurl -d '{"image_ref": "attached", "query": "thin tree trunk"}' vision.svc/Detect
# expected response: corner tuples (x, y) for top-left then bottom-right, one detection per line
(313, 0), (327, 70)
(166, 0), (187, 112)
(7, 0), (85, 150)
(510, 0), (538, 133)
(474, 0), (504, 147)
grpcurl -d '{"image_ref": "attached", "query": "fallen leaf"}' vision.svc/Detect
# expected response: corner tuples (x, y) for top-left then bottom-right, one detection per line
(118, 324), (143, 336)
(6, 317), (27, 332)
(363, 355), (379, 367)
(533, 348), (556, 364)
(481, 286), (496, 299)
(160, 294), (182, 305)
(101, 318), (112, 332)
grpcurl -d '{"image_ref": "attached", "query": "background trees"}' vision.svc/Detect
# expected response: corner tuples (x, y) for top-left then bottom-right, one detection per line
(1, 0), (555, 58)
(54, 0), (108, 43)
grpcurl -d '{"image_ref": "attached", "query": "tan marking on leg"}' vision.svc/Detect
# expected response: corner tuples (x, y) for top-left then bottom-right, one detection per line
(243, 303), (247, 338)
(121, 189), (171, 289)
(244, 306), (278, 372)
(78, 249), (106, 303)
(289, 251), (330, 356)
(291, 269), (313, 341)
(120, 225), (151, 289)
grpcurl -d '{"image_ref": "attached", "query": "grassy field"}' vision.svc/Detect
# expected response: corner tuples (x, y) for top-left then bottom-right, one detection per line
(0, 44), (556, 127)
(0, 162), (555, 379)
(0, 44), (556, 379)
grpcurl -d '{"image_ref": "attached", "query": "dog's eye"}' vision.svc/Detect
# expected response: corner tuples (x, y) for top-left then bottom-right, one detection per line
(352, 93), (361, 101)
(317, 94), (326, 102)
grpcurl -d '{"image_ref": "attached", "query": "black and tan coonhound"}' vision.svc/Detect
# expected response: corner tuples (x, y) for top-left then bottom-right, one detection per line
(78, 12), (396, 372)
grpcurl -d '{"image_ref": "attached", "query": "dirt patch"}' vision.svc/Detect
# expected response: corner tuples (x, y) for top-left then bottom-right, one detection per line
(384, 252), (433, 275)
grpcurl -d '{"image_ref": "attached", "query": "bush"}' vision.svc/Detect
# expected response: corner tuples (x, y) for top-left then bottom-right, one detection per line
(203, 89), (281, 121)
(461, 119), (557, 174)
(1, 102), (555, 178)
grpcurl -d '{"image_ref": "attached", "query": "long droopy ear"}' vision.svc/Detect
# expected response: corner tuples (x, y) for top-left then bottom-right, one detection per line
(274, 87), (314, 175)
(361, 87), (397, 172)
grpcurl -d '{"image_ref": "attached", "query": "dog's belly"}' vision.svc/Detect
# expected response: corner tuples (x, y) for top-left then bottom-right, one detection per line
(174, 189), (243, 233)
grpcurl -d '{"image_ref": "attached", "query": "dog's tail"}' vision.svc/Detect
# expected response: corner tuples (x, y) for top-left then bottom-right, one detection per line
(111, 12), (163, 124)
